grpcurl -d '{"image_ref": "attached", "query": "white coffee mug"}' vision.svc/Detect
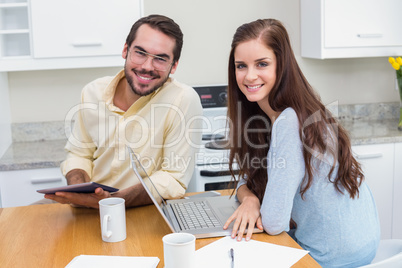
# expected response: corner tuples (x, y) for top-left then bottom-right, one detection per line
(98, 197), (126, 243)
(163, 233), (195, 268)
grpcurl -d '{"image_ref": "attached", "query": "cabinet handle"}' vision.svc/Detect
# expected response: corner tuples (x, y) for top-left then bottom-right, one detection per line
(31, 177), (63, 184)
(355, 153), (383, 159)
(357, 34), (383, 38)
(71, 41), (102, 47)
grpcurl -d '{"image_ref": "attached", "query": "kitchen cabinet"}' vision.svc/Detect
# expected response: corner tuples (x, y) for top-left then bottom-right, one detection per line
(0, 0), (30, 57)
(392, 143), (402, 239)
(301, 0), (402, 59)
(0, 0), (143, 71)
(0, 167), (66, 207)
(352, 143), (394, 239)
(31, 0), (139, 59)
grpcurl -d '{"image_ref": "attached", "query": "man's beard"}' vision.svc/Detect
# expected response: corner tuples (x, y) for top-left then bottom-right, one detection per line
(125, 66), (170, 97)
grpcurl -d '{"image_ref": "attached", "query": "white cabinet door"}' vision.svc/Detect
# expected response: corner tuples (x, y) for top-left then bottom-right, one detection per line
(30, 0), (142, 58)
(301, 0), (402, 58)
(393, 143), (402, 239)
(0, 168), (66, 208)
(324, 0), (402, 48)
(352, 143), (394, 239)
(0, 2), (31, 57)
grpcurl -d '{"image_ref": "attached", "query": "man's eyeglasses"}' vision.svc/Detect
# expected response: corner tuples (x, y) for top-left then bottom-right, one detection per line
(129, 49), (172, 71)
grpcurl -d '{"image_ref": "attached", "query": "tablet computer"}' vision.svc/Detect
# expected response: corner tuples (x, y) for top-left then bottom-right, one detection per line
(37, 182), (119, 194)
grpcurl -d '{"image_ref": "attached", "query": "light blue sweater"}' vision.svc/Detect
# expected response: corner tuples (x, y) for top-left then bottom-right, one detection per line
(239, 108), (380, 267)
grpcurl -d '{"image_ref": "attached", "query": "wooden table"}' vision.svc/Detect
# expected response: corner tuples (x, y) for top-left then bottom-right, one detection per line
(0, 201), (321, 267)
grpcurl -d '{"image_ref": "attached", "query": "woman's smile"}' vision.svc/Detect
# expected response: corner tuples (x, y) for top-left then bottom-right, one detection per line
(245, 84), (264, 92)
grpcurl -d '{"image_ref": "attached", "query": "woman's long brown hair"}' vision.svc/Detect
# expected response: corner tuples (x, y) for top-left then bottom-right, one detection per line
(227, 19), (363, 202)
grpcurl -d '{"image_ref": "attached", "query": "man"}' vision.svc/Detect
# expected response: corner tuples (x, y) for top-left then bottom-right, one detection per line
(45, 15), (203, 208)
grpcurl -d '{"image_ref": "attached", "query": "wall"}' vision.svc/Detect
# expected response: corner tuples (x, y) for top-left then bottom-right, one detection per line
(8, 67), (121, 123)
(7, 0), (400, 123)
(0, 73), (12, 155)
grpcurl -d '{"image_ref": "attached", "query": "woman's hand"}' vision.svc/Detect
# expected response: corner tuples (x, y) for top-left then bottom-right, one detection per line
(223, 186), (263, 241)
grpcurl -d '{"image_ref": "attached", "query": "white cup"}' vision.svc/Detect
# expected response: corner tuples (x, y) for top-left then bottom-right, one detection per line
(98, 197), (126, 242)
(163, 233), (196, 268)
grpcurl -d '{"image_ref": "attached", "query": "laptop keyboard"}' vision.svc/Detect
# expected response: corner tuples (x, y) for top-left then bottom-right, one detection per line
(171, 201), (222, 230)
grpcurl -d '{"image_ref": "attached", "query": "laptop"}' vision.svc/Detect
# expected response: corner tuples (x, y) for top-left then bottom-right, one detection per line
(128, 148), (263, 239)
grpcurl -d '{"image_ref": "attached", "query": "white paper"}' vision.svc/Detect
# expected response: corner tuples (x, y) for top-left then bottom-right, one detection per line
(65, 255), (160, 268)
(195, 236), (309, 268)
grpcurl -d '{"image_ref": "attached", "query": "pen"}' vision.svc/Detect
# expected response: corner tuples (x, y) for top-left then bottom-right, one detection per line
(229, 248), (234, 268)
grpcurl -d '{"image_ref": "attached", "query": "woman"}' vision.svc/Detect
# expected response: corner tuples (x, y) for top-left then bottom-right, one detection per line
(222, 19), (380, 267)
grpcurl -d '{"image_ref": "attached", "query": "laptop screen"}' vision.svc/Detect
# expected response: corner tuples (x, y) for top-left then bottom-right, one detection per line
(128, 147), (176, 232)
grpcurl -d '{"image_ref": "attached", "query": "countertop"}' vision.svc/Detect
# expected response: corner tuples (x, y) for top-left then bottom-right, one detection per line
(1, 118), (402, 172)
(0, 139), (66, 171)
(342, 118), (402, 145)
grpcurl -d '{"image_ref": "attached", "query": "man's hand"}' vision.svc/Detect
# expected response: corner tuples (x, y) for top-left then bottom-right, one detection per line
(49, 168), (154, 208)
(66, 169), (90, 185)
(44, 183), (153, 209)
(44, 187), (111, 209)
